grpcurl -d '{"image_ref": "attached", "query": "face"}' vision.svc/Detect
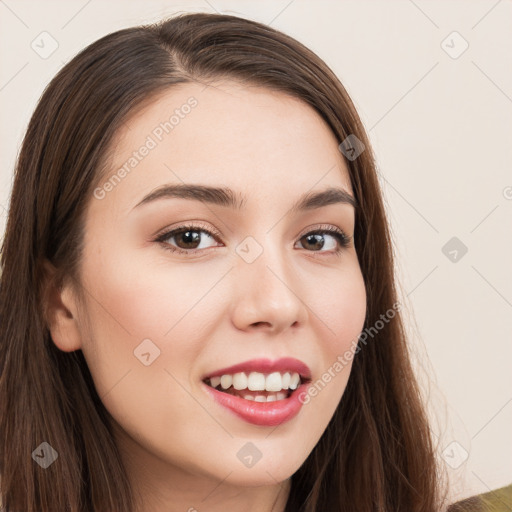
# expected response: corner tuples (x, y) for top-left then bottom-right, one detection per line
(49, 80), (366, 504)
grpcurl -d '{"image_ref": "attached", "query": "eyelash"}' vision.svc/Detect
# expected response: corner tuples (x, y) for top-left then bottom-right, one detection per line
(154, 222), (352, 257)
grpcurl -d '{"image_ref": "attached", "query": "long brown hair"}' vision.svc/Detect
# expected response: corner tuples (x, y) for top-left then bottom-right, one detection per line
(0, 12), (447, 511)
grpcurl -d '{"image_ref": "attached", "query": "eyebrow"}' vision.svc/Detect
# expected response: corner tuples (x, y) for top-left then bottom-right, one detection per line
(131, 183), (358, 212)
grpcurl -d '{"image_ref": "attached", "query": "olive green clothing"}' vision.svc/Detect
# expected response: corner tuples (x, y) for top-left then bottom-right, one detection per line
(448, 483), (512, 512)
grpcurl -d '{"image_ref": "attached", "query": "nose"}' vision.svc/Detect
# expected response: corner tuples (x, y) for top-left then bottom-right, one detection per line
(230, 240), (308, 334)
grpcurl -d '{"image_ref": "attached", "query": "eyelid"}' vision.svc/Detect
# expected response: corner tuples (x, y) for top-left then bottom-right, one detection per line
(154, 222), (350, 242)
(153, 221), (222, 242)
(296, 223), (351, 242)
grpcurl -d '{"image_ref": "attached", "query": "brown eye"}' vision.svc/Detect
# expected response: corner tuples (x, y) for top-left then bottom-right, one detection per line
(170, 229), (203, 250)
(156, 225), (220, 254)
(295, 227), (350, 254)
(155, 223), (350, 256)
(300, 233), (329, 251)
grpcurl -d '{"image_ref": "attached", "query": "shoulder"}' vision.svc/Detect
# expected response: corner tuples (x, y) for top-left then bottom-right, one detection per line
(447, 483), (512, 512)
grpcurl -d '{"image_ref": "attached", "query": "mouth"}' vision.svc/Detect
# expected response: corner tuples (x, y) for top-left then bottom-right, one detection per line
(203, 371), (310, 403)
(201, 358), (312, 426)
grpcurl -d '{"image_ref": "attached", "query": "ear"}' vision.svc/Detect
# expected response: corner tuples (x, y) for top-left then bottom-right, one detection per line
(41, 259), (83, 352)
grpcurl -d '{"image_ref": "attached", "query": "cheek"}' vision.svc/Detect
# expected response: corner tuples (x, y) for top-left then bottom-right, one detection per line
(82, 243), (230, 342)
(293, 260), (366, 422)
(77, 252), (218, 454)
(332, 280), (366, 345)
(77, 247), (227, 399)
(307, 262), (367, 357)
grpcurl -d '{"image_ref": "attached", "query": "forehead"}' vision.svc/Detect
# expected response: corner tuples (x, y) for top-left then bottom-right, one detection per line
(96, 80), (354, 216)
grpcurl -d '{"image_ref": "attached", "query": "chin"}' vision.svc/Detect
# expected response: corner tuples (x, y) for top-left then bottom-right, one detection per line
(214, 453), (304, 488)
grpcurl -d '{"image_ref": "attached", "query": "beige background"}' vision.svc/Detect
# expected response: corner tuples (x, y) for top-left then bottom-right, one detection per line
(1, 0), (511, 503)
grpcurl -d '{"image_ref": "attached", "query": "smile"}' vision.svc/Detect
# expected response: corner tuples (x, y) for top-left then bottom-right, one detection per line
(205, 371), (303, 402)
(202, 358), (312, 426)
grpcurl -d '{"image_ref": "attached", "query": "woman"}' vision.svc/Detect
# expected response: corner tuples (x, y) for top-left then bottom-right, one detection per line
(0, 12), (447, 511)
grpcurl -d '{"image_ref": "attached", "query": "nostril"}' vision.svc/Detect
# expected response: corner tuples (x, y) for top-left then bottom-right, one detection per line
(251, 321), (271, 328)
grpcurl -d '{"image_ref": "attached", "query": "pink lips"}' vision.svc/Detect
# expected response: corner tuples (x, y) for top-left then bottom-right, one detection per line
(202, 357), (312, 427)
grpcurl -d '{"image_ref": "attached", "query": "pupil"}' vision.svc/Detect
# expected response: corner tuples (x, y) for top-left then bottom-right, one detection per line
(179, 230), (200, 248)
(304, 234), (324, 250)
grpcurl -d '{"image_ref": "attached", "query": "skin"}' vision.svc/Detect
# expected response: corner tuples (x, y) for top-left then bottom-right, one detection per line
(45, 80), (367, 512)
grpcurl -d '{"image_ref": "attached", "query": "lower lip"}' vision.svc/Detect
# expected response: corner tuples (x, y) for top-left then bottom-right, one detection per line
(203, 382), (310, 426)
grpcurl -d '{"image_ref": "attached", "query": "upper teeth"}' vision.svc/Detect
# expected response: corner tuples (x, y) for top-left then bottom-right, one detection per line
(209, 371), (301, 392)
